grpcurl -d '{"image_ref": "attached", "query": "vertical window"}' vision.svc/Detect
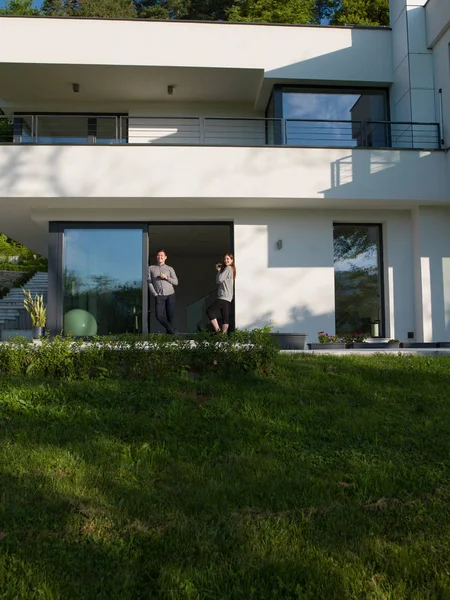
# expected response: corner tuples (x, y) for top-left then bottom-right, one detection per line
(333, 224), (383, 337)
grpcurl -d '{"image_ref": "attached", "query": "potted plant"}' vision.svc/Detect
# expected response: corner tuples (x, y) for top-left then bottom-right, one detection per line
(342, 331), (370, 349)
(308, 331), (346, 350)
(22, 287), (46, 339)
(272, 332), (308, 349)
(387, 338), (400, 349)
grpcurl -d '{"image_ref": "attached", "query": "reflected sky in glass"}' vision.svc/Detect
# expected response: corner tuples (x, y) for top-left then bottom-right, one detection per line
(283, 93), (361, 121)
(64, 229), (142, 289)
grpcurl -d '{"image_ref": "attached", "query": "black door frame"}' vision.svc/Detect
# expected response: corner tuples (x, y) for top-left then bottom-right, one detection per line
(48, 220), (234, 336)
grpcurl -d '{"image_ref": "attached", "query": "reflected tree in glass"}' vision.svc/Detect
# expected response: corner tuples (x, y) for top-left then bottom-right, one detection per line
(333, 225), (382, 336)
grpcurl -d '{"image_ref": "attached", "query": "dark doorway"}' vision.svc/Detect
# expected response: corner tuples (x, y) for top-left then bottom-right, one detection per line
(148, 223), (233, 333)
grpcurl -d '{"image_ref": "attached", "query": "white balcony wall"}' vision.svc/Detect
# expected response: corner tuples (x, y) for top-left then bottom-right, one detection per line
(0, 146), (447, 202)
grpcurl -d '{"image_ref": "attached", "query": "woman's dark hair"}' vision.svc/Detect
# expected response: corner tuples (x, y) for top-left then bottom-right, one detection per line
(222, 253), (236, 279)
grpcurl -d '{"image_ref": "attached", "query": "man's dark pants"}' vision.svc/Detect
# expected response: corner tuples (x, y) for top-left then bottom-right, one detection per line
(155, 294), (176, 333)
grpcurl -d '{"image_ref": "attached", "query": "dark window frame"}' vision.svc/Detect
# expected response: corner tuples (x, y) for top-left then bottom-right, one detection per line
(272, 84), (390, 120)
(332, 222), (385, 338)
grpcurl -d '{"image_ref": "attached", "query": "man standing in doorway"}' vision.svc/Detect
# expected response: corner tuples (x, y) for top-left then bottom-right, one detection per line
(148, 249), (179, 334)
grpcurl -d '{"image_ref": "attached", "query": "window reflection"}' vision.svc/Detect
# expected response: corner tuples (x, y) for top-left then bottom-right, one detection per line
(63, 229), (143, 335)
(281, 88), (387, 147)
(333, 225), (383, 336)
(14, 115), (125, 144)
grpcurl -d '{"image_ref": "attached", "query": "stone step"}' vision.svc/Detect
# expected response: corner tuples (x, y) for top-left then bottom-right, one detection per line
(6, 292), (48, 296)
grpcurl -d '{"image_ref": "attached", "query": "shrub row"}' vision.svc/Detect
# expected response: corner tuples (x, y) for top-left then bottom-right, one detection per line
(0, 329), (279, 380)
(0, 261), (48, 272)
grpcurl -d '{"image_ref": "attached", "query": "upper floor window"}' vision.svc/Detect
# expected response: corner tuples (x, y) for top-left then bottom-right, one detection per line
(273, 86), (388, 147)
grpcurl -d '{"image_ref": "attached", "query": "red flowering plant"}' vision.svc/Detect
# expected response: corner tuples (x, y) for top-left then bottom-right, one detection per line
(317, 331), (340, 343)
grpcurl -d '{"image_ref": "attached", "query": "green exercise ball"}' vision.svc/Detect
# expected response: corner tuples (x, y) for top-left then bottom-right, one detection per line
(64, 309), (98, 336)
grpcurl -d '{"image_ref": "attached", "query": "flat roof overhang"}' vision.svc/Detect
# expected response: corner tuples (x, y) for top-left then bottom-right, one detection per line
(0, 64), (265, 108)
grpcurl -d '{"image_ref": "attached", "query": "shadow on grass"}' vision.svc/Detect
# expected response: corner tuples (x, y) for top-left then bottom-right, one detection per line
(1, 355), (450, 598)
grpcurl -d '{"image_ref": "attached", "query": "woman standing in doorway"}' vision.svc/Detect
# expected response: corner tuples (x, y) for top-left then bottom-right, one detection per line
(206, 253), (236, 334)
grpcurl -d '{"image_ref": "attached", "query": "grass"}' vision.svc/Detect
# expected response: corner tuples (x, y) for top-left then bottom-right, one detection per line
(0, 354), (449, 599)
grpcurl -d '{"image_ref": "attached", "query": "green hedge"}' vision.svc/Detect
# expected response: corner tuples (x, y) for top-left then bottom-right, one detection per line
(0, 329), (279, 380)
(0, 261), (48, 272)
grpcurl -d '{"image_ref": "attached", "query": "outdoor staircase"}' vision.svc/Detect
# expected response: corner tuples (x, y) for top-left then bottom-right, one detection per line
(0, 272), (48, 339)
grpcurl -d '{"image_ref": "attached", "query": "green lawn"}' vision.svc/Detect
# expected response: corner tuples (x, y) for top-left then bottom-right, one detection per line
(1, 354), (449, 599)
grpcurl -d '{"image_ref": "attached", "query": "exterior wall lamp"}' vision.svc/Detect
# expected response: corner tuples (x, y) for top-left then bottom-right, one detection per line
(276, 239), (283, 250)
(72, 83), (80, 93)
(167, 85), (174, 95)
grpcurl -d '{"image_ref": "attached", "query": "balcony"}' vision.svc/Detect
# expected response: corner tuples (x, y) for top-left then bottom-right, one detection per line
(0, 114), (443, 151)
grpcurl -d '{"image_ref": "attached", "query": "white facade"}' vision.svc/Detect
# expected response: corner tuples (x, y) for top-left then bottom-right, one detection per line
(0, 4), (449, 341)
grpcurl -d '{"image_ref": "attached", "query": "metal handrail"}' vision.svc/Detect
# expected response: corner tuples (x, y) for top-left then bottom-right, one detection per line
(0, 114), (442, 150)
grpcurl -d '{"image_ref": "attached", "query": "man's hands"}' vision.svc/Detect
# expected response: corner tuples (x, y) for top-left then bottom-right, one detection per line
(159, 273), (168, 280)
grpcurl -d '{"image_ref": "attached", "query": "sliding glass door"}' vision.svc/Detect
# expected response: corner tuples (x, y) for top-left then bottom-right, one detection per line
(61, 226), (146, 336)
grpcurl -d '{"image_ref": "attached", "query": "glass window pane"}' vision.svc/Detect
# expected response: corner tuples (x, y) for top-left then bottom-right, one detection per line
(63, 229), (143, 335)
(282, 89), (387, 147)
(96, 117), (120, 143)
(37, 116), (90, 144)
(333, 224), (383, 337)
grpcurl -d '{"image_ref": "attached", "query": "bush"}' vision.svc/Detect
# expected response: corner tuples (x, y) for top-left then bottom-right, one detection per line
(0, 260), (48, 272)
(0, 328), (279, 380)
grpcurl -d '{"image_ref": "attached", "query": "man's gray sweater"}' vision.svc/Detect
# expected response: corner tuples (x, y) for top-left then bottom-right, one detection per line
(148, 264), (178, 297)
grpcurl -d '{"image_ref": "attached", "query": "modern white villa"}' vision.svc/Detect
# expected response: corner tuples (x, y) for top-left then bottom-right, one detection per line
(0, 0), (449, 341)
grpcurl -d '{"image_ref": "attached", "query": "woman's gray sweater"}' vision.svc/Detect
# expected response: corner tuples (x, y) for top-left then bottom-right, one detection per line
(216, 266), (234, 302)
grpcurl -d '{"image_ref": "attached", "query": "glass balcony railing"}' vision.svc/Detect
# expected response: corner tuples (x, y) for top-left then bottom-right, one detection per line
(0, 114), (442, 150)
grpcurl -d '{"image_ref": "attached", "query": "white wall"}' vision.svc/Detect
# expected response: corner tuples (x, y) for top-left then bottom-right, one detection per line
(426, 0), (450, 47)
(428, 27), (450, 149)
(234, 211), (335, 336)
(234, 208), (415, 341)
(412, 206), (450, 341)
(0, 145), (447, 203)
(0, 17), (393, 86)
(390, 0), (436, 125)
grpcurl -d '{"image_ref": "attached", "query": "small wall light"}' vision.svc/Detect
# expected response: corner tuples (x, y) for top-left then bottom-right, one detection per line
(72, 83), (80, 93)
(167, 85), (174, 95)
(276, 239), (283, 250)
